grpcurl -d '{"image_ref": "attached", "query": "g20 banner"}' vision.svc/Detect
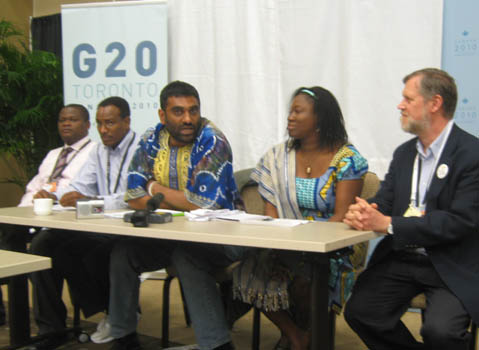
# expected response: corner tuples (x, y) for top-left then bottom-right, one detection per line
(442, 0), (479, 137)
(61, 0), (168, 139)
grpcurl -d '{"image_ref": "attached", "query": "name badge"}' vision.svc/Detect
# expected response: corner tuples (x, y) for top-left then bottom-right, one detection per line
(403, 204), (423, 217)
(42, 182), (57, 193)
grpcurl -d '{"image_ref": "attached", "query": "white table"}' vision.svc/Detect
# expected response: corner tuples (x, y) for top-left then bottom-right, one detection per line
(0, 248), (51, 348)
(0, 206), (378, 349)
(0, 250), (51, 279)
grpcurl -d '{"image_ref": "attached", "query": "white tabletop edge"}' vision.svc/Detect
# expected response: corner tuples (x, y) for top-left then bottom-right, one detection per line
(0, 207), (379, 254)
(0, 249), (52, 278)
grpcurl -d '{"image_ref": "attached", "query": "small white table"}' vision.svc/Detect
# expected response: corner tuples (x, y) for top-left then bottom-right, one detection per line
(0, 250), (51, 279)
(0, 249), (51, 348)
(0, 206), (378, 350)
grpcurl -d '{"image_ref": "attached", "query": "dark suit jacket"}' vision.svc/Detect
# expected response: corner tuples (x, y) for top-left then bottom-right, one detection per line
(369, 124), (479, 323)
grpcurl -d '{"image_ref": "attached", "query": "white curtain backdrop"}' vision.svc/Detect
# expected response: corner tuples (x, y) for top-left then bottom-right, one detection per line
(168, 0), (443, 179)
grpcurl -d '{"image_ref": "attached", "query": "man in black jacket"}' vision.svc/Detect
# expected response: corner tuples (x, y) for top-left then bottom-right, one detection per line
(344, 68), (479, 350)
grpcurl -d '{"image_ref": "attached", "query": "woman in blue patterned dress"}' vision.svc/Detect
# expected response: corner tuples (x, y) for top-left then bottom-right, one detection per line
(233, 86), (368, 350)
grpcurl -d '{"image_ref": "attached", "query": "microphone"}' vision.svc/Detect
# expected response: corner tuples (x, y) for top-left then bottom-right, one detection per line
(147, 193), (165, 212)
(124, 192), (172, 227)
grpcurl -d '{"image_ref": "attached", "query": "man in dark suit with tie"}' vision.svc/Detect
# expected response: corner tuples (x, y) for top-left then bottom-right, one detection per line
(343, 68), (479, 350)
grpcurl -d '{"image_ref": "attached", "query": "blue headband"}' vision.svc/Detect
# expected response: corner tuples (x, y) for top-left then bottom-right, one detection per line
(299, 88), (318, 100)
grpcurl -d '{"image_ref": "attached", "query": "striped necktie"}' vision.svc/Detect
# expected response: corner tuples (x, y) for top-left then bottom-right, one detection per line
(50, 147), (74, 181)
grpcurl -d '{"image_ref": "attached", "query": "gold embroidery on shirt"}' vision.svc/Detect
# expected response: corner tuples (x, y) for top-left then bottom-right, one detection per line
(153, 129), (192, 190)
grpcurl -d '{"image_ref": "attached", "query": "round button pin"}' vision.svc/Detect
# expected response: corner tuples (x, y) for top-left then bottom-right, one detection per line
(436, 164), (449, 179)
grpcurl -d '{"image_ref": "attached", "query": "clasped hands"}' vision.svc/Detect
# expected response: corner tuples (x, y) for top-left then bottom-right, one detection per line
(343, 197), (391, 234)
(33, 190), (57, 200)
(34, 190), (90, 207)
(59, 191), (94, 207)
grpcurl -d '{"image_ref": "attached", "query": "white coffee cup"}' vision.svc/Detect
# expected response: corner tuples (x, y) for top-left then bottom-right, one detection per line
(33, 198), (53, 216)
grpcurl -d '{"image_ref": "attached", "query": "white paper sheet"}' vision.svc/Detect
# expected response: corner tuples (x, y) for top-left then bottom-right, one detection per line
(240, 218), (310, 227)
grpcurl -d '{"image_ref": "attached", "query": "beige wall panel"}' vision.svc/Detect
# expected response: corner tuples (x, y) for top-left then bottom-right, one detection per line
(0, 155), (25, 208)
(33, 0), (114, 17)
(1, 0), (33, 39)
(1, 0), (31, 207)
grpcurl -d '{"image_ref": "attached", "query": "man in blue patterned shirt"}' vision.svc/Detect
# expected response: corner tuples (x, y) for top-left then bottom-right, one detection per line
(107, 81), (243, 350)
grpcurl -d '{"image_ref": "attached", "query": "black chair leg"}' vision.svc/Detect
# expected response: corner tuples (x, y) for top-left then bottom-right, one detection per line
(161, 275), (173, 348)
(73, 304), (81, 328)
(178, 281), (191, 327)
(328, 310), (336, 350)
(470, 322), (477, 350)
(252, 307), (260, 350)
(72, 304), (90, 343)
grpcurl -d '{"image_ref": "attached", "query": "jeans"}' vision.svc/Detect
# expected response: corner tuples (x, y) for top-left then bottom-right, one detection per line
(171, 243), (246, 350)
(109, 237), (174, 339)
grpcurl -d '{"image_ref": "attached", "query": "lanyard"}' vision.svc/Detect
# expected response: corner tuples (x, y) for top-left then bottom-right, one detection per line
(48, 140), (91, 182)
(410, 155), (430, 208)
(106, 132), (136, 195)
(409, 121), (453, 208)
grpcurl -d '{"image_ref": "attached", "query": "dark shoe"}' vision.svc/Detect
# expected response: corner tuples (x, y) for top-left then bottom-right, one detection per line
(28, 334), (68, 350)
(110, 332), (141, 350)
(213, 342), (234, 350)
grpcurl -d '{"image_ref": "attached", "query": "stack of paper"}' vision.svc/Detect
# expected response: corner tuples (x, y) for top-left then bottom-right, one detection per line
(185, 209), (310, 227)
(52, 204), (75, 211)
(241, 218), (310, 227)
(186, 209), (271, 222)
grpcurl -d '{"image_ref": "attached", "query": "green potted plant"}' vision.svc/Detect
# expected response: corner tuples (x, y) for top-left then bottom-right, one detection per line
(0, 19), (63, 189)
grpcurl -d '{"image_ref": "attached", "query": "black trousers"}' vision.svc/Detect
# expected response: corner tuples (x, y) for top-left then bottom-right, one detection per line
(344, 251), (471, 350)
(30, 229), (115, 334)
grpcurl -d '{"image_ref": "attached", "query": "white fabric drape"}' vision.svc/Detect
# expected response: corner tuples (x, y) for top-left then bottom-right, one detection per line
(168, 0), (443, 179)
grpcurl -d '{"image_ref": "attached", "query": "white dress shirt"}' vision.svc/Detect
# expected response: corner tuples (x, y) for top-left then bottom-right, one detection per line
(415, 120), (454, 209)
(57, 129), (140, 210)
(19, 136), (96, 207)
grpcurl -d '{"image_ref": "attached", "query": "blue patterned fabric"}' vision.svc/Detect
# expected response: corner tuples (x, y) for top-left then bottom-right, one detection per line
(295, 177), (318, 210)
(126, 118), (240, 209)
(233, 142), (369, 311)
(295, 144), (369, 220)
(251, 143), (368, 221)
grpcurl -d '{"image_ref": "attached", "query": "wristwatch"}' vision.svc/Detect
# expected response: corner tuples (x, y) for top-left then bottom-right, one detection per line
(387, 222), (394, 234)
